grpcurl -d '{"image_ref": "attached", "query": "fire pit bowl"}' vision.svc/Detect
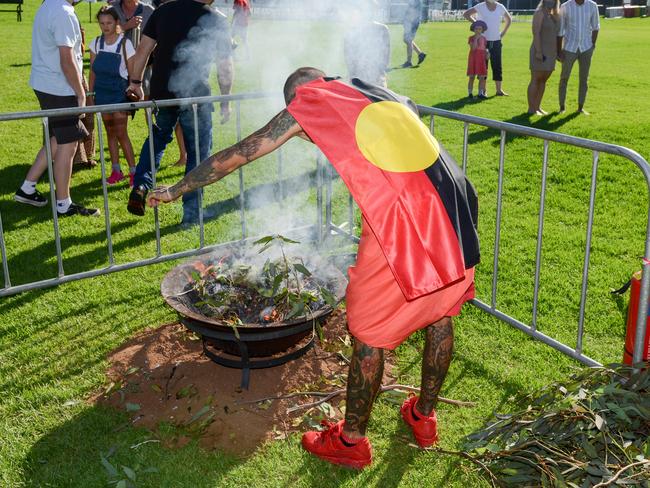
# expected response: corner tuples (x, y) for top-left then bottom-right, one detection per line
(161, 248), (348, 388)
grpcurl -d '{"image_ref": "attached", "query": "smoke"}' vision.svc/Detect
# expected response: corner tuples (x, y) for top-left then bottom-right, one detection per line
(168, 0), (389, 259)
(168, 12), (230, 98)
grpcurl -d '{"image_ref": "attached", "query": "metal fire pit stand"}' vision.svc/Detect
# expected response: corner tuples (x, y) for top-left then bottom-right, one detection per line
(180, 316), (316, 390)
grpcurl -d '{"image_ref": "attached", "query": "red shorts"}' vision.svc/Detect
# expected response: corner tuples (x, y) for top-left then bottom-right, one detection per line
(346, 217), (475, 349)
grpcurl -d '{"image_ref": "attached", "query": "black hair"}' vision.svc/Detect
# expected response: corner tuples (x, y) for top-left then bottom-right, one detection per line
(283, 67), (326, 105)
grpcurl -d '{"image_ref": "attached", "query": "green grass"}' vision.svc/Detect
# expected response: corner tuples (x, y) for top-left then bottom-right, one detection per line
(1, 4), (649, 487)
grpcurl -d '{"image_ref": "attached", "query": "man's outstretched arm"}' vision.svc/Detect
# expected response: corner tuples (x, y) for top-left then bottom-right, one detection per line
(148, 109), (302, 206)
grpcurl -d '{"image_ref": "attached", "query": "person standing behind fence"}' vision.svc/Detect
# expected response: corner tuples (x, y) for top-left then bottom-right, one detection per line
(557, 0), (599, 115)
(401, 0), (427, 68)
(73, 21), (98, 171)
(110, 0), (154, 47)
(527, 0), (560, 115)
(231, 0), (251, 58)
(89, 6), (137, 187)
(14, 0), (99, 218)
(463, 0), (511, 96)
(467, 20), (488, 99)
(125, 0), (234, 226)
(344, 0), (390, 87)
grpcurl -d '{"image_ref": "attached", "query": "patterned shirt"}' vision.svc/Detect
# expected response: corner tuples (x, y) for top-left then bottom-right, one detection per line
(559, 0), (600, 53)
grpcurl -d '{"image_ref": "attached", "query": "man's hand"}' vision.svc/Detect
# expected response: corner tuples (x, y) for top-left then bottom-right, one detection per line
(220, 102), (231, 124)
(147, 186), (178, 207)
(500, 30), (507, 38)
(127, 83), (144, 101)
(124, 16), (142, 31)
(557, 51), (565, 62)
(535, 51), (543, 61)
(77, 93), (86, 118)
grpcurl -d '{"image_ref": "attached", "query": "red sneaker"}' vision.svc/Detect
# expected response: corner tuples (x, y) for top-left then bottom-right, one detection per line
(107, 170), (125, 185)
(400, 395), (439, 448)
(301, 420), (372, 469)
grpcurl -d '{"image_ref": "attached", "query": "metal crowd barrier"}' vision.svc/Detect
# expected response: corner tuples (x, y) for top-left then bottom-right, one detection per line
(415, 105), (650, 367)
(0, 94), (648, 368)
(0, 92), (299, 296)
(311, 103), (650, 368)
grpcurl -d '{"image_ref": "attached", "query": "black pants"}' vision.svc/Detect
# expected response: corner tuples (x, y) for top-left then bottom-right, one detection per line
(486, 40), (503, 82)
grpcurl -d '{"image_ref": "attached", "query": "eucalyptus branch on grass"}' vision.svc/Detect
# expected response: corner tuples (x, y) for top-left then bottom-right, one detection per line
(237, 383), (476, 412)
(463, 364), (650, 487)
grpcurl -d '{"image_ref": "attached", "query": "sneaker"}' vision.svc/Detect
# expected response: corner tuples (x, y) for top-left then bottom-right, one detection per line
(400, 61), (413, 68)
(495, 91), (509, 96)
(57, 202), (100, 218)
(15, 188), (48, 207)
(301, 420), (372, 469)
(417, 52), (427, 65)
(400, 395), (439, 448)
(477, 94), (488, 100)
(127, 185), (147, 216)
(107, 170), (125, 185)
(129, 173), (134, 188)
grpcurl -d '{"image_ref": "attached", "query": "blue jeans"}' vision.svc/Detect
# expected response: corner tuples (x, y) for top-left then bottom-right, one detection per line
(133, 104), (213, 221)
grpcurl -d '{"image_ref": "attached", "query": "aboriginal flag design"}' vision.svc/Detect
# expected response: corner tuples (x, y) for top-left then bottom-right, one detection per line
(287, 77), (479, 301)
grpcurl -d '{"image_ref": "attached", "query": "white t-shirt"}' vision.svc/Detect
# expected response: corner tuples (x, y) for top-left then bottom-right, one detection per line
(473, 2), (509, 42)
(90, 34), (136, 80)
(29, 0), (83, 97)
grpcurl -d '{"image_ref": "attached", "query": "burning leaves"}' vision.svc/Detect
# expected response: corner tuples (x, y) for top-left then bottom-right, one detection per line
(186, 235), (340, 327)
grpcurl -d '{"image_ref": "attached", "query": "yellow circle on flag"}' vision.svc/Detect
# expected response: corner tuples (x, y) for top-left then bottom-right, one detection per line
(355, 101), (440, 173)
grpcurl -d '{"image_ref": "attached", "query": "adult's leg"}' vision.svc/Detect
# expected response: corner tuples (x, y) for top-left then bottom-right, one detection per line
(26, 140), (58, 183)
(489, 41), (504, 94)
(25, 137), (76, 200)
(342, 338), (385, 440)
(178, 103), (213, 221)
(416, 317), (454, 416)
(468, 75), (475, 95)
(132, 107), (178, 190)
(558, 50), (578, 111)
(536, 71), (553, 113)
(577, 48), (594, 111)
(404, 35), (413, 65)
(51, 141), (77, 200)
(527, 71), (537, 112)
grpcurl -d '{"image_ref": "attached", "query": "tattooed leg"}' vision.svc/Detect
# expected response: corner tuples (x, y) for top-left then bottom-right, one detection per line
(416, 317), (454, 416)
(343, 338), (384, 439)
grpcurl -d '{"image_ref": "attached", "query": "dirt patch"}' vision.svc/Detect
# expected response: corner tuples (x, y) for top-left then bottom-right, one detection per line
(92, 310), (396, 456)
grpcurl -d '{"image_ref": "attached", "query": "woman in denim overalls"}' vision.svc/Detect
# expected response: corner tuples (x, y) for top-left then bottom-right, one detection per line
(89, 6), (136, 186)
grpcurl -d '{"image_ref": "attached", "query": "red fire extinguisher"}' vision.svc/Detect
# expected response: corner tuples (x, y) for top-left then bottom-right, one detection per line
(618, 270), (650, 364)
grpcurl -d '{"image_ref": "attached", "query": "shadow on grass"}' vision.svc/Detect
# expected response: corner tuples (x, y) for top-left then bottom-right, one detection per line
(0, 169), (317, 286)
(22, 405), (242, 488)
(464, 110), (582, 147)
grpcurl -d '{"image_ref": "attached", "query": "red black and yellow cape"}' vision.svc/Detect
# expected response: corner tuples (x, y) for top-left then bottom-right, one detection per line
(287, 77), (479, 301)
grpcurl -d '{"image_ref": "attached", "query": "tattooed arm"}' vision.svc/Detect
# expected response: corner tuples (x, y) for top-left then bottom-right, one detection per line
(147, 109), (302, 206)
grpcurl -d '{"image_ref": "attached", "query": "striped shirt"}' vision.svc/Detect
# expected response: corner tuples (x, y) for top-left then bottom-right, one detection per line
(559, 0), (600, 53)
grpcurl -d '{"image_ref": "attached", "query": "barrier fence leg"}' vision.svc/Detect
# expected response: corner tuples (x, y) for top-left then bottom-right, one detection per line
(532, 140), (550, 332)
(96, 112), (115, 266)
(43, 117), (65, 278)
(145, 107), (162, 257)
(576, 151), (599, 355)
(192, 103), (205, 248)
(236, 101), (246, 240)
